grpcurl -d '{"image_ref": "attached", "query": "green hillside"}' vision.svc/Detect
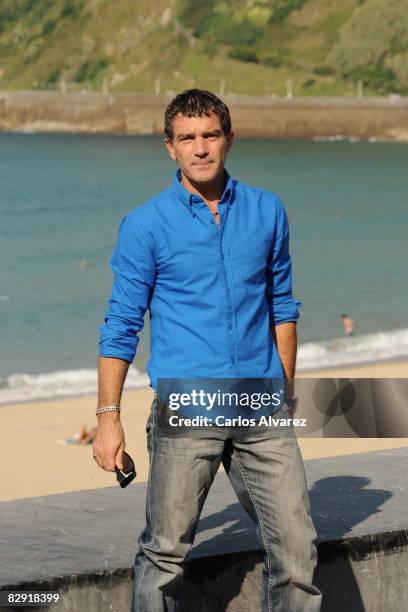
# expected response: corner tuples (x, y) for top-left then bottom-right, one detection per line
(0, 0), (407, 96)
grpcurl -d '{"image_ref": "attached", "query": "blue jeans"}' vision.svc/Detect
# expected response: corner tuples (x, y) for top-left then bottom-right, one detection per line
(131, 397), (322, 611)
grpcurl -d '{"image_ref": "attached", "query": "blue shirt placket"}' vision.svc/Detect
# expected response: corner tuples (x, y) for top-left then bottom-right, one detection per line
(218, 201), (239, 377)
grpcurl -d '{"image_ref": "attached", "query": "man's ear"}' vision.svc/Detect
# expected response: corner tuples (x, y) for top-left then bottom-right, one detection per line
(226, 131), (234, 153)
(164, 137), (177, 161)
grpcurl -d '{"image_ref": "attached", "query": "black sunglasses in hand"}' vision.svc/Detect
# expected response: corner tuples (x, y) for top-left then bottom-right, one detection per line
(115, 451), (137, 488)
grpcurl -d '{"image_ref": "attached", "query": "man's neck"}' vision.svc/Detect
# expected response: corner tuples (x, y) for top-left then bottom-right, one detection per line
(180, 169), (226, 206)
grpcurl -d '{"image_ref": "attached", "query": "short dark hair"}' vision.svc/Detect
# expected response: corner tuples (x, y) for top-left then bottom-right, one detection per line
(164, 88), (231, 141)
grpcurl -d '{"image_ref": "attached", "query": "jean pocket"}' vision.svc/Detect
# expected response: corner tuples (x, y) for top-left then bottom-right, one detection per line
(146, 398), (157, 452)
(237, 238), (271, 285)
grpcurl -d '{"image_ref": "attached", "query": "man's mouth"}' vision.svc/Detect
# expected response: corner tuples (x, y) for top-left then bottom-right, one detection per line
(193, 160), (213, 166)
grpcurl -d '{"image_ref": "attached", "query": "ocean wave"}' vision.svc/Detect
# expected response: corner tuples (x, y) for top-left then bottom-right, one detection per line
(297, 327), (408, 371)
(0, 367), (149, 405)
(312, 135), (377, 143)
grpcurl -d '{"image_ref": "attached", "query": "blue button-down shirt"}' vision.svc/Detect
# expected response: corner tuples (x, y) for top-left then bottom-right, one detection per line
(99, 169), (301, 391)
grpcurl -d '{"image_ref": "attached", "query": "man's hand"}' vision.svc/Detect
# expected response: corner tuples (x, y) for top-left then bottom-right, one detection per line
(93, 412), (126, 472)
(284, 377), (298, 414)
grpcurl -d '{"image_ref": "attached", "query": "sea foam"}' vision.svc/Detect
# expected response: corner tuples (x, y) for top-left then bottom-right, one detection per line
(297, 327), (408, 371)
(0, 367), (149, 405)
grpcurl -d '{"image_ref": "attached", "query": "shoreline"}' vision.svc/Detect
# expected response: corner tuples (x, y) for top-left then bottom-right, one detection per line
(1, 91), (408, 141)
(1, 354), (407, 408)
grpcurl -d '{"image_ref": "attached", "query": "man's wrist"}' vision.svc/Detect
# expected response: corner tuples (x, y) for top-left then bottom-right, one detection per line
(96, 404), (121, 415)
(96, 404), (121, 422)
(96, 411), (121, 423)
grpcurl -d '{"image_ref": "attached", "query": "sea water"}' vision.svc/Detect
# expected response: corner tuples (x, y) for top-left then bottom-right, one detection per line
(1, 133), (407, 402)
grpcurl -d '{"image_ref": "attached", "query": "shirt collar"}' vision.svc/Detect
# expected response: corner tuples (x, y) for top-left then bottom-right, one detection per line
(172, 168), (236, 211)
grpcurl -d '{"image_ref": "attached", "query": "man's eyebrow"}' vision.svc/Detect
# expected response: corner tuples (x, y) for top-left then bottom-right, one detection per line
(175, 129), (223, 140)
(176, 132), (194, 140)
(203, 129), (222, 136)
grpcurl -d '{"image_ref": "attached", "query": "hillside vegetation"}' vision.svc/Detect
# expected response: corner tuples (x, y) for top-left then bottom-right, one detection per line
(0, 0), (407, 96)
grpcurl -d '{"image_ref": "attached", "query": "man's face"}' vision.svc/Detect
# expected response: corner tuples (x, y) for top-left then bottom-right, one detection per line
(165, 113), (234, 186)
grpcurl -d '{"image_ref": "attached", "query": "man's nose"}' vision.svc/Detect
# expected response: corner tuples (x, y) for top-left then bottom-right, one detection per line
(193, 137), (208, 157)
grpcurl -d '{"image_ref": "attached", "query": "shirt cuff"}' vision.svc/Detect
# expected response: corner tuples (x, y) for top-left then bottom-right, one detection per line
(99, 325), (139, 363)
(269, 297), (302, 325)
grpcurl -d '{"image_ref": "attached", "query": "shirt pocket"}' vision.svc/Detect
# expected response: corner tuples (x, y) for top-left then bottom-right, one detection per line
(236, 237), (271, 286)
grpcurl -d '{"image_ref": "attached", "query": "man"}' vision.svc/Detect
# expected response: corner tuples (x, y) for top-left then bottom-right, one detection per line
(93, 89), (322, 611)
(341, 313), (354, 336)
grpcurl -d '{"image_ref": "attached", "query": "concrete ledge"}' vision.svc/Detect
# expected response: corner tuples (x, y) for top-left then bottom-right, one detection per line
(1, 447), (408, 611)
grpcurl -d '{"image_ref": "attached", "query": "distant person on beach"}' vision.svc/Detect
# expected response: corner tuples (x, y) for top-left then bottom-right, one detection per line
(93, 89), (321, 611)
(59, 425), (96, 445)
(341, 313), (354, 336)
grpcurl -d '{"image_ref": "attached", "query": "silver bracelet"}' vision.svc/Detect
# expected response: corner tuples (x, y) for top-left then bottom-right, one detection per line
(96, 404), (121, 415)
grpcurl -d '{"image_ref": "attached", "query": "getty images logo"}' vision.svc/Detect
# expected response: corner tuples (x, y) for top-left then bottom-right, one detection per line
(167, 388), (283, 411)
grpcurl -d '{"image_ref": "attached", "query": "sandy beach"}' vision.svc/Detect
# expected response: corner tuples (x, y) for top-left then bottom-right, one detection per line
(1, 358), (407, 502)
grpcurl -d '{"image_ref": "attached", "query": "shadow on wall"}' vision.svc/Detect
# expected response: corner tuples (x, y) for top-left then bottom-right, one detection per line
(181, 475), (391, 611)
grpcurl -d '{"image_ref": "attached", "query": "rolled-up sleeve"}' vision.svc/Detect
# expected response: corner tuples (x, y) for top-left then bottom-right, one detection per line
(266, 196), (302, 325)
(99, 212), (156, 362)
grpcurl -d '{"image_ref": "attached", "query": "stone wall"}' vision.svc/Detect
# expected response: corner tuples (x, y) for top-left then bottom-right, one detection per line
(0, 91), (407, 140)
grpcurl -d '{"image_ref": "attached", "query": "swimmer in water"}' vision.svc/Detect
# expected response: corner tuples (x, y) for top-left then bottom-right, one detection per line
(341, 313), (354, 336)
